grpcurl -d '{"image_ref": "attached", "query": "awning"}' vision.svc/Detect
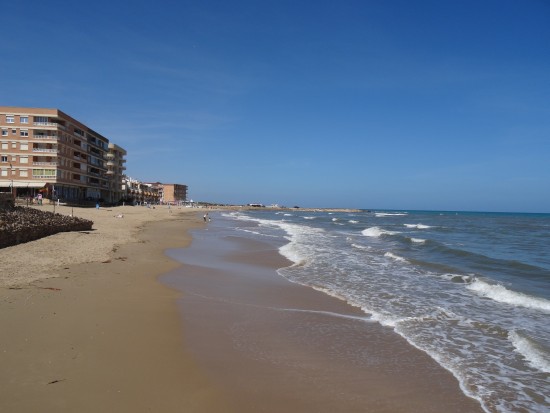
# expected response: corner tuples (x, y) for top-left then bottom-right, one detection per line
(0, 181), (48, 188)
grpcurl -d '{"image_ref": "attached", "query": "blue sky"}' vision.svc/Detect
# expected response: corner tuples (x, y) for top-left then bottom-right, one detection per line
(2, 0), (549, 212)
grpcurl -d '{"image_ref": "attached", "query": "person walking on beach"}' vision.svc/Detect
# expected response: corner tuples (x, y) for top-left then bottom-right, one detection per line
(203, 213), (208, 222)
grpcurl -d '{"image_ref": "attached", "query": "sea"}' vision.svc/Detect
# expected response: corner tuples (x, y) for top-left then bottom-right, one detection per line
(216, 208), (550, 413)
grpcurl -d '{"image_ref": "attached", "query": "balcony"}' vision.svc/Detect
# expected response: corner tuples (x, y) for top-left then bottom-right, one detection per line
(33, 162), (58, 166)
(33, 122), (66, 130)
(106, 170), (114, 175)
(105, 153), (115, 159)
(33, 147), (58, 153)
(32, 134), (58, 140)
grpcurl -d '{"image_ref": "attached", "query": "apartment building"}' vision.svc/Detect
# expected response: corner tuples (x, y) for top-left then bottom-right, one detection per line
(161, 183), (188, 204)
(0, 107), (126, 203)
(107, 143), (127, 203)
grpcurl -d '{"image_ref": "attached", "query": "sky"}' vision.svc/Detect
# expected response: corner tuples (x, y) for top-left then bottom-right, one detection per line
(2, 0), (549, 212)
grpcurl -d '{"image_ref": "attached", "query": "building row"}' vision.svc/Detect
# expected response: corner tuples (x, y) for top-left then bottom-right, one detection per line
(0, 107), (187, 205)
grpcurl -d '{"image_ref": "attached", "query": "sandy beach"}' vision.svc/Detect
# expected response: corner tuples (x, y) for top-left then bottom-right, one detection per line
(0, 205), (230, 412)
(0, 204), (483, 412)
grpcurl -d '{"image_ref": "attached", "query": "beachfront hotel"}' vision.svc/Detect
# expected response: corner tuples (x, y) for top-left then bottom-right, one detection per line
(0, 106), (126, 203)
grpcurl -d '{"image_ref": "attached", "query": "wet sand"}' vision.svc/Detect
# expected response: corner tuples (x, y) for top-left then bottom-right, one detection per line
(163, 218), (484, 413)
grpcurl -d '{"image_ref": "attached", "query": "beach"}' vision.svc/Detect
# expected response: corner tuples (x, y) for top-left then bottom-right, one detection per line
(0, 205), (484, 412)
(0, 205), (229, 412)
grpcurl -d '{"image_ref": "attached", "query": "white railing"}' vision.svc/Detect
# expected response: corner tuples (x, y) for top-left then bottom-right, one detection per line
(33, 122), (65, 130)
(33, 162), (58, 166)
(32, 135), (58, 139)
(33, 148), (58, 153)
(32, 175), (56, 179)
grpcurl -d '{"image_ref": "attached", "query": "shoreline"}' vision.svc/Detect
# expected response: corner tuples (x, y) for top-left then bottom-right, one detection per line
(163, 214), (484, 412)
(1, 205), (484, 412)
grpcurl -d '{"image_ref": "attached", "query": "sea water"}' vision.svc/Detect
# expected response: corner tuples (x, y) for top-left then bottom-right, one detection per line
(218, 209), (550, 413)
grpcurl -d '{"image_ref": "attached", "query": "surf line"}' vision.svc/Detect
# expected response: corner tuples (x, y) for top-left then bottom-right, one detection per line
(184, 291), (374, 323)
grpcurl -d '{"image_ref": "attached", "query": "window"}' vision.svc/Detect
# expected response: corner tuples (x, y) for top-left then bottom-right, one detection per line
(20, 116), (28, 124)
(32, 169), (55, 177)
(11, 142), (17, 148)
(20, 129), (28, 137)
(20, 156), (28, 164)
(1, 129), (7, 136)
(1, 156), (7, 162)
(6, 115), (14, 123)
(35, 116), (48, 123)
(1, 142), (7, 150)
(1, 169), (7, 177)
(20, 143), (28, 150)
(20, 169), (28, 177)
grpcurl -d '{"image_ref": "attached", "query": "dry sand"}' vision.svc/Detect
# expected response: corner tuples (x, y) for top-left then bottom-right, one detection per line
(0, 204), (188, 288)
(0, 205), (232, 412)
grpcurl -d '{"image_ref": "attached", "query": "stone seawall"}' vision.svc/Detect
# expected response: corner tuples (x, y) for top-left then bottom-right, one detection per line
(0, 193), (14, 211)
(0, 207), (93, 249)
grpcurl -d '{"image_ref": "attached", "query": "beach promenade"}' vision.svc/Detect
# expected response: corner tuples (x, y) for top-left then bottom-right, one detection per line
(0, 205), (482, 412)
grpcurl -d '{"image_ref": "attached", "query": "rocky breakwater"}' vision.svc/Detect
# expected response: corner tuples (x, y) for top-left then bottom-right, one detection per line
(0, 206), (93, 249)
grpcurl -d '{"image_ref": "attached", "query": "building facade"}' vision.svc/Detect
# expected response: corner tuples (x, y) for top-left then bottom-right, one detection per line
(0, 107), (126, 203)
(161, 183), (188, 204)
(106, 143), (127, 203)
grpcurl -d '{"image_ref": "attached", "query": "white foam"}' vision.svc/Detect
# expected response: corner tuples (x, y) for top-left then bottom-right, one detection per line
(404, 223), (432, 229)
(411, 238), (426, 244)
(332, 218), (338, 222)
(375, 212), (408, 217)
(283, 213), (293, 216)
(349, 220), (359, 224)
(351, 243), (371, 250)
(303, 216), (316, 220)
(467, 279), (550, 312)
(384, 252), (408, 263)
(361, 226), (399, 237)
(509, 331), (550, 373)
(235, 228), (279, 238)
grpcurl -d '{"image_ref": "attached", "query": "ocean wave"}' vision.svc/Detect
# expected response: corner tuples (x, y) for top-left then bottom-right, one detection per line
(349, 220), (359, 224)
(509, 330), (550, 374)
(384, 252), (408, 263)
(441, 273), (476, 284)
(361, 226), (399, 237)
(351, 243), (371, 250)
(467, 279), (550, 312)
(235, 228), (279, 238)
(332, 218), (338, 222)
(404, 223), (432, 229)
(410, 237), (426, 244)
(375, 212), (408, 217)
(278, 243), (305, 266)
(303, 216), (316, 220)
